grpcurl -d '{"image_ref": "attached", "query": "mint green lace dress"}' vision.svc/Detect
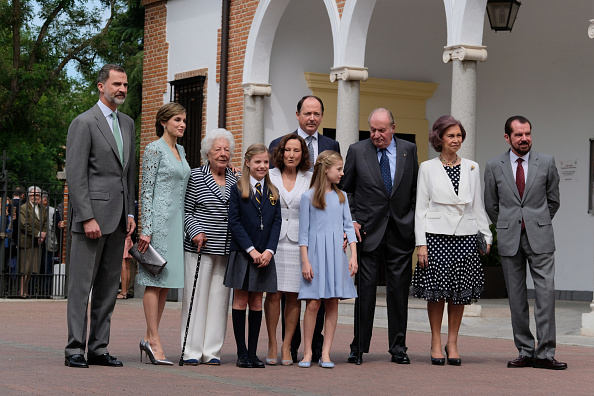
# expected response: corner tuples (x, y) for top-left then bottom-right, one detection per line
(138, 138), (190, 288)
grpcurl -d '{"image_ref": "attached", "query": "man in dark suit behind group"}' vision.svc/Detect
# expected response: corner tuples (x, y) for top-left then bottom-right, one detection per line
(64, 64), (136, 368)
(484, 115), (566, 370)
(268, 95), (339, 363)
(341, 107), (418, 364)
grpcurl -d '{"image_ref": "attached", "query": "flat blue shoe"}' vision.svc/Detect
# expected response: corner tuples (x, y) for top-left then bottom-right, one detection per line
(298, 360), (311, 368)
(205, 358), (220, 365)
(318, 359), (335, 368)
(183, 359), (200, 366)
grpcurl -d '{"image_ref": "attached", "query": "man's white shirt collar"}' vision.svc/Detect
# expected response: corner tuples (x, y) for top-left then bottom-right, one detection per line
(297, 127), (318, 141)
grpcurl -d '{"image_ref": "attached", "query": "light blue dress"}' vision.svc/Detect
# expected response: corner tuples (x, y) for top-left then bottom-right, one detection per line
(138, 138), (190, 288)
(297, 189), (358, 300)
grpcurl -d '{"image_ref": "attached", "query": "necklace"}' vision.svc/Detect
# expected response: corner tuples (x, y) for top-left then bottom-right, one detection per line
(439, 154), (458, 167)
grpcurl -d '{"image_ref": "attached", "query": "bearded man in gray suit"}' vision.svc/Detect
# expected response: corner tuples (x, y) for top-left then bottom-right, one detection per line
(484, 115), (566, 370)
(64, 64), (136, 368)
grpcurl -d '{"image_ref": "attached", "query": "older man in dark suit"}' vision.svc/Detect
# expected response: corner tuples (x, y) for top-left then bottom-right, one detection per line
(342, 107), (418, 364)
(484, 115), (566, 370)
(64, 64), (136, 368)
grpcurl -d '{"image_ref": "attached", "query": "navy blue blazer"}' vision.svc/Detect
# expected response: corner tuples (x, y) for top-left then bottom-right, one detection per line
(268, 130), (341, 168)
(228, 183), (282, 254)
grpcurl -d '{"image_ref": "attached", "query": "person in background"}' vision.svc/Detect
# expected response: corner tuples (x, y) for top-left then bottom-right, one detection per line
(18, 186), (47, 298)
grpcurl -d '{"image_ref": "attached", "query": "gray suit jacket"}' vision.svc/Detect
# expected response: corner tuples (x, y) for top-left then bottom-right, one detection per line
(484, 150), (560, 256)
(66, 104), (135, 234)
(341, 136), (419, 252)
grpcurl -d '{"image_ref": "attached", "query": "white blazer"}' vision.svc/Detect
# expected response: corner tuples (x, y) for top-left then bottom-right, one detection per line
(269, 168), (312, 242)
(415, 157), (492, 246)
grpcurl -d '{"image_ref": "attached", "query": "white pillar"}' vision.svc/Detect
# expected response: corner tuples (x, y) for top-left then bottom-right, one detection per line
(242, 83), (272, 155)
(580, 19), (594, 337)
(443, 45), (487, 161)
(330, 66), (368, 152)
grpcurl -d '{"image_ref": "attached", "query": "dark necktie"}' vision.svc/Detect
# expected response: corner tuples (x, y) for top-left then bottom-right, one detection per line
(380, 148), (392, 194)
(255, 182), (262, 207)
(516, 158), (525, 229)
(306, 135), (315, 172)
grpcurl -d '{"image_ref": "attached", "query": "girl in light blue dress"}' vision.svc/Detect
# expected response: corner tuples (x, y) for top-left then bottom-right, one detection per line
(297, 150), (358, 368)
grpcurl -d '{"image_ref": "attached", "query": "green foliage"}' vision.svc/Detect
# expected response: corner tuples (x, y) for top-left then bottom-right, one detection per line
(0, 0), (144, 186)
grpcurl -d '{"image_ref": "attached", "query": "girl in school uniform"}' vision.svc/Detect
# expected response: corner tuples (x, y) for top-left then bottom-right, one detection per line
(297, 150), (358, 368)
(224, 143), (282, 368)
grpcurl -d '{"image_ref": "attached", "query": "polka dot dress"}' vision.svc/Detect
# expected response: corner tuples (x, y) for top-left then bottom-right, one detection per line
(411, 164), (485, 305)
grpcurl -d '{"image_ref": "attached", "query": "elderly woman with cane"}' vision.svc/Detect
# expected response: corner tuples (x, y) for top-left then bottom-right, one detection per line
(180, 128), (237, 365)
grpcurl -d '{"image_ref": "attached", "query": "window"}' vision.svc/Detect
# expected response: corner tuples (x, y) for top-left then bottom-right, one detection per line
(170, 76), (206, 169)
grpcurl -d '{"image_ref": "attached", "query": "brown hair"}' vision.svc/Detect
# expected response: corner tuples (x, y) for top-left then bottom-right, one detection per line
(237, 143), (279, 201)
(428, 115), (466, 152)
(272, 134), (311, 172)
(155, 102), (186, 137)
(309, 150), (345, 210)
(504, 115), (532, 136)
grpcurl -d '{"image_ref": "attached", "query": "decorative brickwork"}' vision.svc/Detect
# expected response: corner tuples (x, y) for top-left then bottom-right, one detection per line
(217, 1), (260, 166)
(336, 0), (346, 17)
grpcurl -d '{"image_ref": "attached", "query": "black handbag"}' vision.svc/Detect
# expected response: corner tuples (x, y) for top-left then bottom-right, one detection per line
(129, 243), (167, 276)
(476, 232), (488, 255)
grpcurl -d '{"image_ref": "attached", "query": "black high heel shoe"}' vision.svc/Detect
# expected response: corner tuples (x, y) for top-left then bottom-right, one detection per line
(444, 344), (461, 366)
(430, 351), (445, 366)
(139, 340), (174, 365)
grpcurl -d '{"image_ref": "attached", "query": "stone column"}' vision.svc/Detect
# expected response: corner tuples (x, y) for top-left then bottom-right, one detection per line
(581, 19), (594, 336)
(443, 45), (488, 161)
(330, 66), (368, 151)
(242, 83), (272, 155)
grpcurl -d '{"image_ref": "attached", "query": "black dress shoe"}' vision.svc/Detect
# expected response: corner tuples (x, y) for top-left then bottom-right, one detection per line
(236, 354), (254, 368)
(391, 351), (410, 364)
(65, 354), (88, 368)
(347, 351), (362, 364)
(444, 345), (461, 366)
(87, 353), (123, 367)
(291, 348), (298, 364)
(533, 357), (567, 370)
(507, 355), (534, 368)
(250, 355), (265, 368)
(431, 356), (445, 366)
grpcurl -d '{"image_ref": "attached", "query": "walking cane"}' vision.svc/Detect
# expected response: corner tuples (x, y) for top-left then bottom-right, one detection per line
(355, 228), (364, 365)
(179, 250), (202, 366)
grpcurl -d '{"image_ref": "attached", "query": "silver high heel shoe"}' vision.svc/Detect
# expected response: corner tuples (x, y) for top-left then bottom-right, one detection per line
(140, 340), (174, 365)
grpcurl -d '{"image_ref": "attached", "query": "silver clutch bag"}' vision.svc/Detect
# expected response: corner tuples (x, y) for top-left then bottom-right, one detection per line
(129, 243), (167, 276)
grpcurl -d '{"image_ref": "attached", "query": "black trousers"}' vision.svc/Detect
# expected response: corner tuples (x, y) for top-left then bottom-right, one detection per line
(350, 219), (413, 356)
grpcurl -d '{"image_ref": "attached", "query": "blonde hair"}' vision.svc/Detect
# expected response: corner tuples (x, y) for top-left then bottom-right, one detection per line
(237, 143), (279, 201)
(309, 150), (345, 209)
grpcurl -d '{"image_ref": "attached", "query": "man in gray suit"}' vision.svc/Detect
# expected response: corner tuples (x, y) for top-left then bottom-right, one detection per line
(64, 64), (136, 368)
(484, 115), (566, 370)
(342, 108), (418, 364)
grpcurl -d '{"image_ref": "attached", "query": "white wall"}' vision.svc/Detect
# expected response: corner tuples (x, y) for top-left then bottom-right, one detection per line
(167, 0), (221, 135)
(265, 0), (334, 144)
(477, 1), (594, 292)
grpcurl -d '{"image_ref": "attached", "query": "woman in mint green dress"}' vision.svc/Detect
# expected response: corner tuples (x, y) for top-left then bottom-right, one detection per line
(137, 103), (191, 365)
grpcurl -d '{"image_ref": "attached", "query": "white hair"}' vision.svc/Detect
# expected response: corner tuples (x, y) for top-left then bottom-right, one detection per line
(27, 186), (41, 194)
(200, 128), (235, 164)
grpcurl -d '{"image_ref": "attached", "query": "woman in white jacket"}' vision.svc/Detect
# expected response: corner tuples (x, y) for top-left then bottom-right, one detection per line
(412, 115), (492, 367)
(264, 134), (312, 365)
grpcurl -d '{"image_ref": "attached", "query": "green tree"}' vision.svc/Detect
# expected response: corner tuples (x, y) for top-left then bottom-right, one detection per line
(0, 0), (123, 183)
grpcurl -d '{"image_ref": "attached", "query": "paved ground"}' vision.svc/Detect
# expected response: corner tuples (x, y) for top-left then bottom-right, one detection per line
(1, 297), (593, 395)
